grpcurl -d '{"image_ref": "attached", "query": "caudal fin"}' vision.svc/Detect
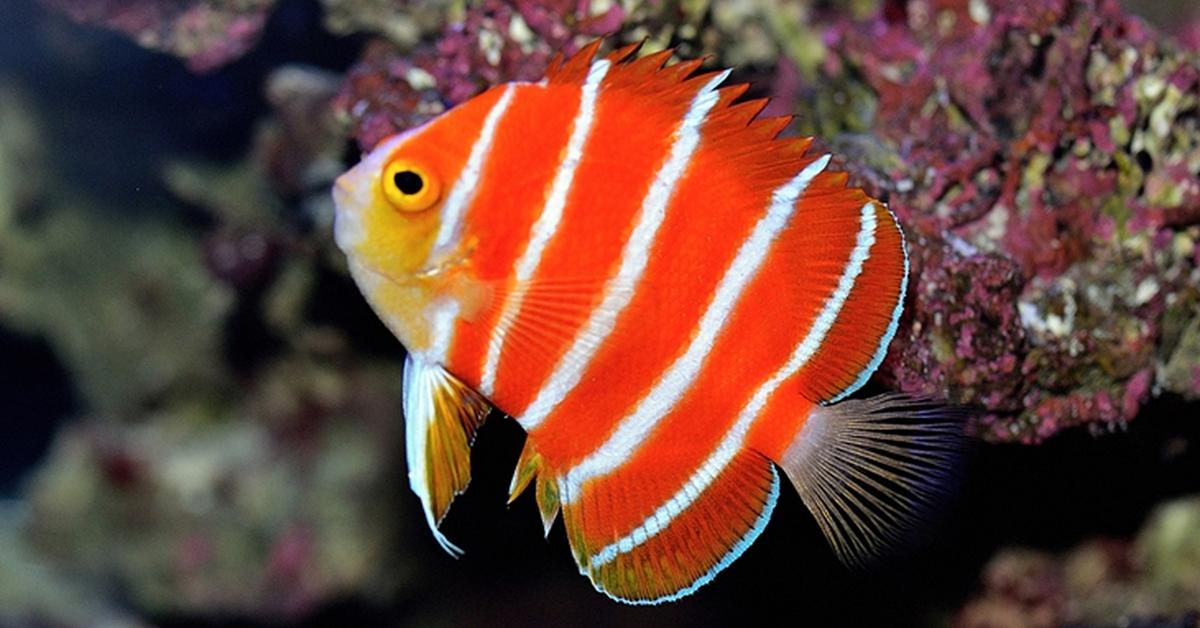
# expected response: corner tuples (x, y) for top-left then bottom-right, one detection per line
(778, 394), (966, 566)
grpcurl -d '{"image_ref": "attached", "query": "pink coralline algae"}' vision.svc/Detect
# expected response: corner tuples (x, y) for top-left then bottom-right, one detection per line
(334, 0), (624, 150)
(956, 497), (1200, 626)
(332, 0), (1199, 442)
(812, 0), (1200, 442)
(41, 0), (276, 72)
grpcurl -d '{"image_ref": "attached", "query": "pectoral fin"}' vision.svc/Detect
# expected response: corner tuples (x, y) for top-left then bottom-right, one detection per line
(402, 354), (491, 556)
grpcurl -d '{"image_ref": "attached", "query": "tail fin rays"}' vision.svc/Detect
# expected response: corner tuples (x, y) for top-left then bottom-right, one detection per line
(778, 394), (966, 567)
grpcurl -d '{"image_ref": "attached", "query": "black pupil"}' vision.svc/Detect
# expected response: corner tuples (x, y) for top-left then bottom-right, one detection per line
(393, 170), (424, 195)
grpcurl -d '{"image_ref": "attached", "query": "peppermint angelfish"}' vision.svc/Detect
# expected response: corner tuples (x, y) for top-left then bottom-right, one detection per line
(332, 41), (962, 604)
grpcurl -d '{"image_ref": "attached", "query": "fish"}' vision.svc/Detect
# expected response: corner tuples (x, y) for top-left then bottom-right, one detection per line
(331, 40), (963, 604)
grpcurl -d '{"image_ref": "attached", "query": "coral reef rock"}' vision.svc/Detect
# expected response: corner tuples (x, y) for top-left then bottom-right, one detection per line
(814, 0), (1200, 442)
(41, 0), (277, 72)
(329, 0), (1199, 442)
(20, 358), (408, 620)
(0, 203), (235, 417)
(0, 501), (148, 628)
(956, 496), (1200, 627)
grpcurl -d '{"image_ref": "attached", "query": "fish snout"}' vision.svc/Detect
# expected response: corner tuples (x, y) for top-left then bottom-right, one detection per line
(332, 175), (356, 211)
(331, 172), (368, 251)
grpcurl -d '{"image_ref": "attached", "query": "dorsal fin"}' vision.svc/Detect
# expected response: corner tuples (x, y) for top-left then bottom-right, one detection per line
(542, 41), (724, 117)
(538, 40), (818, 188)
(543, 39), (603, 84)
(540, 40), (815, 155)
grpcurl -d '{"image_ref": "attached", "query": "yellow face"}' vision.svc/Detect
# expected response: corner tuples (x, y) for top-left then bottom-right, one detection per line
(332, 127), (458, 355)
(332, 130), (447, 284)
(332, 88), (508, 356)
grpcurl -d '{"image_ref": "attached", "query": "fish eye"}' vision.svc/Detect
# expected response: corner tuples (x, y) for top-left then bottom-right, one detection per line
(394, 170), (423, 194)
(382, 160), (441, 212)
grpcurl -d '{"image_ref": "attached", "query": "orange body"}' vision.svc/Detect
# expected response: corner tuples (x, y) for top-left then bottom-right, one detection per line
(332, 42), (915, 604)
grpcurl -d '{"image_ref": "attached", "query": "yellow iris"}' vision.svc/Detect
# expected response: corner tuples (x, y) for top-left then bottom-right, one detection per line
(381, 160), (441, 212)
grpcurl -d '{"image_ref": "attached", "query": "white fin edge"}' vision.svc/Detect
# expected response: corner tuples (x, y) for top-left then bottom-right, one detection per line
(780, 394), (965, 567)
(403, 354), (492, 557)
(603, 467), (780, 606)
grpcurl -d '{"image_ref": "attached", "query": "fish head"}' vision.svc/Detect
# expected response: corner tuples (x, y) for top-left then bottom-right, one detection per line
(333, 124), (450, 284)
(333, 125), (457, 355)
(332, 87), (512, 356)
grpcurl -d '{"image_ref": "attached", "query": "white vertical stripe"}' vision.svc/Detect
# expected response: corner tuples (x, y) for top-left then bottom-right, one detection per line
(600, 469), (779, 605)
(559, 156), (831, 504)
(827, 209), (908, 403)
(432, 84), (516, 251)
(589, 202), (879, 569)
(424, 299), (460, 364)
(480, 59), (611, 397)
(516, 69), (731, 431)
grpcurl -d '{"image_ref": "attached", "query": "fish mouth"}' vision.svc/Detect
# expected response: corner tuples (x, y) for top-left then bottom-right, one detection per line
(332, 176), (354, 206)
(331, 132), (415, 252)
(331, 169), (371, 252)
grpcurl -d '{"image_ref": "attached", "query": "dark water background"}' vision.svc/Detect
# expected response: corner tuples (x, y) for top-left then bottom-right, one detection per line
(2, 0), (1199, 625)
(0, 0), (355, 497)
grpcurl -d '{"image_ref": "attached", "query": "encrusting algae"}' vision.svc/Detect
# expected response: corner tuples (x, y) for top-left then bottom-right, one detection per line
(1, 0), (1199, 624)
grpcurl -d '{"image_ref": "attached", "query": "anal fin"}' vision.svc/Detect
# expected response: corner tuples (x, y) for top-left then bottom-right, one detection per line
(402, 354), (491, 556)
(565, 450), (779, 604)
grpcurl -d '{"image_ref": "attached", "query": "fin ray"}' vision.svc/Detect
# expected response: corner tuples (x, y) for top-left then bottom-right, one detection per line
(778, 394), (965, 566)
(563, 450), (778, 604)
(507, 438), (561, 536)
(402, 355), (492, 556)
(481, 275), (638, 397)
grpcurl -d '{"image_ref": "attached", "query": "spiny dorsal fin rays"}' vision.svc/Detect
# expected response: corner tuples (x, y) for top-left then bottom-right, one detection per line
(543, 39), (639, 85)
(544, 41), (813, 178)
(545, 39), (602, 84)
(621, 47), (675, 78)
(604, 40), (644, 65)
(545, 41), (720, 111)
(403, 355), (492, 557)
(650, 57), (706, 88)
(713, 92), (767, 128)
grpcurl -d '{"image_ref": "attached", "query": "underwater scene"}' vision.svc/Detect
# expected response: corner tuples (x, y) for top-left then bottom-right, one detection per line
(2, 0), (1200, 625)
